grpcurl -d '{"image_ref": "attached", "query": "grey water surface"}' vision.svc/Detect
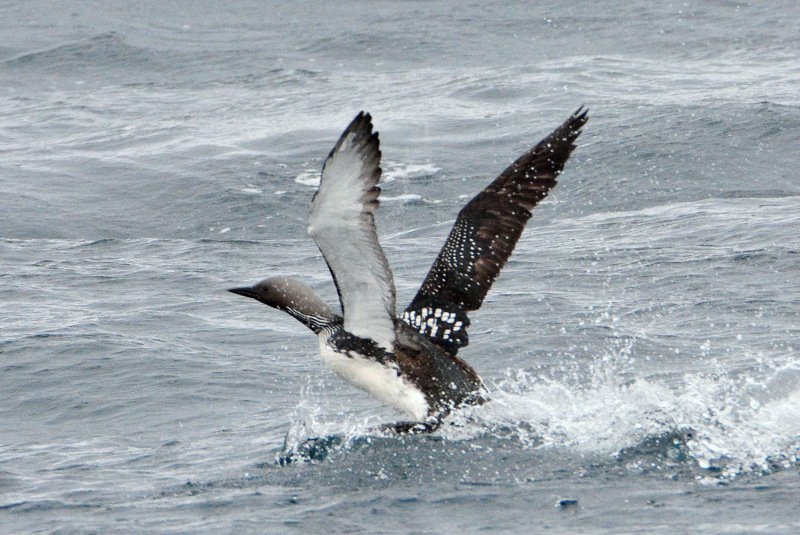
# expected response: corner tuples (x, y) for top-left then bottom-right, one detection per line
(2, 1), (800, 533)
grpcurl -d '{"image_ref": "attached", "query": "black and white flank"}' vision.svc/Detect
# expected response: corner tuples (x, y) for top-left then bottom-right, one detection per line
(230, 108), (588, 431)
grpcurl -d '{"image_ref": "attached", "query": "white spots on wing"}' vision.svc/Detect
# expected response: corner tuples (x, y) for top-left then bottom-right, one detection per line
(437, 221), (482, 280)
(401, 306), (463, 342)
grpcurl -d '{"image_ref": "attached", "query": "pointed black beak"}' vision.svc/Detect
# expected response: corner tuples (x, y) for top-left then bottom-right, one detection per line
(228, 287), (259, 300)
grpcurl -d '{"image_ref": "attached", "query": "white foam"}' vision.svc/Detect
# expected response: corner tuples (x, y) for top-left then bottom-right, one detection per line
(381, 162), (439, 183)
(294, 170), (320, 186)
(380, 193), (423, 203)
(285, 341), (800, 478)
(454, 349), (800, 478)
(294, 161), (438, 189)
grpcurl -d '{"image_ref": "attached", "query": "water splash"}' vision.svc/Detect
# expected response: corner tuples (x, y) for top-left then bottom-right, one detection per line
(466, 344), (800, 478)
(279, 344), (799, 478)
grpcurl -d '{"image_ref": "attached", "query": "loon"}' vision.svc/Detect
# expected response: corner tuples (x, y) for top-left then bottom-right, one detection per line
(230, 108), (588, 432)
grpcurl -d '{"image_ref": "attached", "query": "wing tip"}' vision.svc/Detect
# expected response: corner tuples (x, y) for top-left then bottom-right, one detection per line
(342, 110), (381, 163)
(321, 111), (382, 186)
(563, 105), (589, 142)
(533, 106), (589, 164)
(346, 110), (378, 142)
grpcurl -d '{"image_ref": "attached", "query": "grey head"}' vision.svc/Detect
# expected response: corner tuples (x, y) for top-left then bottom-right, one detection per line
(229, 276), (339, 334)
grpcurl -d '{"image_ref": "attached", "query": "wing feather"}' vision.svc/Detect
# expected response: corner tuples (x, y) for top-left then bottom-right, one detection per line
(308, 112), (397, 350)
(402, 107), (588, 355)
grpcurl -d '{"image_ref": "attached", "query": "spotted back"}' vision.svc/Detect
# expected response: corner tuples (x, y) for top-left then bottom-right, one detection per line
(400, 299), (471, 354)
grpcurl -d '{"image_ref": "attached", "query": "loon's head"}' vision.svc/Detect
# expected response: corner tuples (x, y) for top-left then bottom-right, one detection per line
(229, 276), (337, 333)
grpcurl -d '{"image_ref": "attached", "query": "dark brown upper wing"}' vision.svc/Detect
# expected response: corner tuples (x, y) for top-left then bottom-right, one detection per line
(401, 107), (588, 355)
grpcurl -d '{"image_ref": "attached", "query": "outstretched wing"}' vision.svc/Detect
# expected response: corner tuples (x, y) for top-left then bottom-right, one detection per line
(402, 107), (588, 355)
(309, 112), (397, 351)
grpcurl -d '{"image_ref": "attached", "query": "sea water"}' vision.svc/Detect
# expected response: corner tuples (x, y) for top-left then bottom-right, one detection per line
(2, 1), (799, 532)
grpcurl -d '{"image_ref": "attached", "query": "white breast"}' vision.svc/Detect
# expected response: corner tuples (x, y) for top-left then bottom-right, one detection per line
(318, 337), (429, 421)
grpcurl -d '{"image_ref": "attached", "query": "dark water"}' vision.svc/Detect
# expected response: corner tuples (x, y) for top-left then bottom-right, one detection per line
(2, 1), (800, 533)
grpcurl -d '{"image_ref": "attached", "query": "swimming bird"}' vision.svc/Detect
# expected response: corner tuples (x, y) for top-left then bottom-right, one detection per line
(230, 108), (588, 432)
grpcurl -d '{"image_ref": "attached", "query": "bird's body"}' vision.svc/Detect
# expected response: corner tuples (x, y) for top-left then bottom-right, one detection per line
(316, 320), (482, 422)
(318, 334), (430, 421)
(230, 108), (587, 430)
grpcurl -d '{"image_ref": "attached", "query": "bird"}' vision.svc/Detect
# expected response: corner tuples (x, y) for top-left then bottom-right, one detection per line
(229, 108), (588, 433)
